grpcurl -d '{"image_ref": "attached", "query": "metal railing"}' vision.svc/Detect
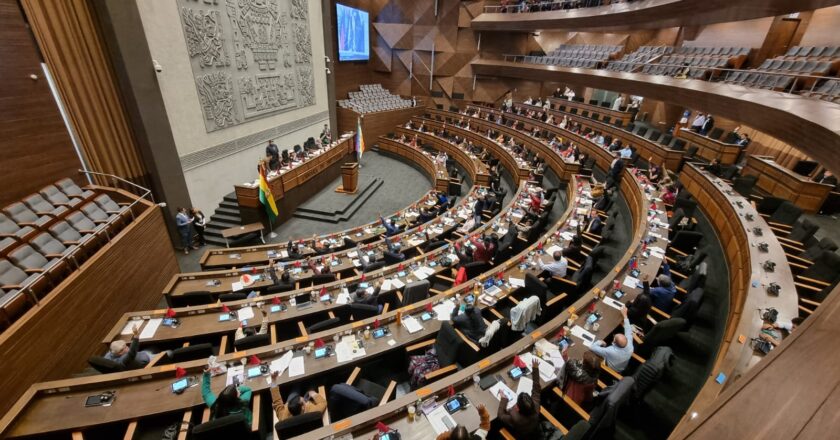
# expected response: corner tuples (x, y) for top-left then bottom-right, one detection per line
(483, 0), (630, 13)
(1, 171), (154, 327)
(499, 54), (838, 98)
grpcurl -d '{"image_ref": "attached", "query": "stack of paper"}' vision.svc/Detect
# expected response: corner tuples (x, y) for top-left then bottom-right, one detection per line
(226, 365), (245, 386)
(427, 405), (457, 435)
(402, 315), (423, 333)
(489, 381), (517, 409)
(231, 281), (244, 292)
(139, 318), (162, 340)
(509, 277), (525, 288)
(570, 325), (597, 347)
(391, 278), (405, 289)
(288, 357), (305, 377)
(623, 275), (640, 289)
(237, 307), (255, 321)
(434, 300), (456, 321)
(269, 351), (294, 377)
(602, 296), (624, 310)
(520, 352), (557, 382)
(336, 291), (351, 305)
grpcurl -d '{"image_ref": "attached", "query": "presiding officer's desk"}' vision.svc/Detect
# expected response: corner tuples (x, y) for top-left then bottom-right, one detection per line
(742, 154), (834, 214)
(677, 163), (797, 419)
(676, 128), (742, 165)
(234, 134), (353, 212)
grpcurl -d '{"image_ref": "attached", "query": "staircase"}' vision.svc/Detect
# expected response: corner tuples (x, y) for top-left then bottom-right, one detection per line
(292, 177), (383, 224)
(204, 192), (244, 247)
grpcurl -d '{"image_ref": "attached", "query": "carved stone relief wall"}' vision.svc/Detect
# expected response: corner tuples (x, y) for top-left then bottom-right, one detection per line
(179, 0), (315, 132)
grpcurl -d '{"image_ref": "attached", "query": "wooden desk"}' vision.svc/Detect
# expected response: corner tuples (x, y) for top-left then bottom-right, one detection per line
(676, 128), (742, 165)
(425, 108), (581, 182)
(394, 127), (490, 187)
(549, 97), (634, 126)
(676, 163), (798, 422)
(336, 105), (426, 145)
(742, 155), (833, 214)
(234, 136), (353, 225)
(378, 138), (450, 193)
(220, 222), (265, 248)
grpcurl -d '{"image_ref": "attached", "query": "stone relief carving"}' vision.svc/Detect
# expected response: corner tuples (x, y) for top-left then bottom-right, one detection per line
(196, 72), (238, 129)
(178, 0), (316, 132)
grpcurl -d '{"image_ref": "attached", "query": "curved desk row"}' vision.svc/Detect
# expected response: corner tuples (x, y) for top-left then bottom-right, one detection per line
(676, 128), (741, 166)
(393, 127), (491, 186)
(675, 163), (798, 423)
(743, 154), (833, 214)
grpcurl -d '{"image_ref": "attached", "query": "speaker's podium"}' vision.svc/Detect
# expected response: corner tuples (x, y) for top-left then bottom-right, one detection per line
(336, 162), (359, 194)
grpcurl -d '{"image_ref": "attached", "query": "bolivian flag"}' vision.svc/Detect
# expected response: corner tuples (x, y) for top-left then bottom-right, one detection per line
(355, 116), (365, 161)
(258, 162), (278, 222)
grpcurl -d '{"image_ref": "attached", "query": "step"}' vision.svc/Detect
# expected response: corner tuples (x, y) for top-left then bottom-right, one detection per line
(295, 178), (380, 216)
(219, 200), (240, 210)
(214, 207), (241, 218)
(222, 192), (238, 203)
(210, 214), (241, 225)
(292, 179), (383, 224)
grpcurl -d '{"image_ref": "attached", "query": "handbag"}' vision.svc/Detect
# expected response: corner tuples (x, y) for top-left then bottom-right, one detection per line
(752, 337), (772, 355)
(762, 307), (778, 323)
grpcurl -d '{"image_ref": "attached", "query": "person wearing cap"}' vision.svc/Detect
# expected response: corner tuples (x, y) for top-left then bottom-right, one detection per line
(104, 325), (153, 370)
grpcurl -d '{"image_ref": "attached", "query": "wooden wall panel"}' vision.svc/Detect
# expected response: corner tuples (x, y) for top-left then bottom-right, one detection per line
(0, 202), (178, 416)
(19, 0), (149, 189)
(0, 0), (80, 206)
(798, 4), (840, 46)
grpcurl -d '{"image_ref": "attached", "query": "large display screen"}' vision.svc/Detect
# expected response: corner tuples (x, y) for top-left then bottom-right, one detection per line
(336, 3), (370, 62)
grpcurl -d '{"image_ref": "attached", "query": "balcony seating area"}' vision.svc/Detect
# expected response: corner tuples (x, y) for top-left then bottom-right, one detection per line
(0, 178), (136, 330)
(606, 45), (674, 72)
(527, 44), (623, 68)
(722, 45), (840, 95)
(338, 84), (413, 114)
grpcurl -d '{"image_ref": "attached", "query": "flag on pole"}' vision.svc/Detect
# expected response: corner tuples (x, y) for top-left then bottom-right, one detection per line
(258, 162), (279, 223)
(355, 117), (365, 162)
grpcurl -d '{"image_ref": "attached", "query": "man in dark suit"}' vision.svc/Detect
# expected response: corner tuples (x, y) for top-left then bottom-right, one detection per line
(817, 170), (837, 187)
(700, 115), (715, 136)
(266, 140), (280, 170)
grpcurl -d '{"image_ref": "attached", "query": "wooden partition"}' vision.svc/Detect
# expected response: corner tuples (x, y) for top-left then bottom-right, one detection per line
(377, 138), (450, 192)
(676, 129), (742, 165)
(393, 127), (490, 186)
(337, 105), (427, 146)
(549, 96), (634, 126)
(0, 198), (178, 416)
(743, 155), (833, 213)
(677, 163), (797, 422)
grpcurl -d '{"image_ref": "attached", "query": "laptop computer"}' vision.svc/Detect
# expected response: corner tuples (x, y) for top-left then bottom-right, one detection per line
(294, 293), (312, 309)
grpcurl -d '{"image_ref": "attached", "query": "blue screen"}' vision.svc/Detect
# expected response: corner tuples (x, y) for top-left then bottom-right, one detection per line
(336, 4), (369, 61)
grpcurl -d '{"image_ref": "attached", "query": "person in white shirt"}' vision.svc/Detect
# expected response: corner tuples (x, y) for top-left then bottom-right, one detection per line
(564, 87), (575, 100)
(524, 96), (533, 105)
(619, 146), (633, 159)
(589, 306), (634, 372)
(539, 250), (568, 278)
(691, 113), (706, 132)
(559, 115), (568, 129)
(595, 134), (605, 146)
(612, 95), (624, 111)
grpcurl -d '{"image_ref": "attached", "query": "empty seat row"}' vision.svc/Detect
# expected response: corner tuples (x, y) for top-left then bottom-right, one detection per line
(783, 45), (840, 59)
(755, 58), (834, 75)
(800, 78), (840, 103)
(723, 72), (795, 91)
(675, 46), (749, 56)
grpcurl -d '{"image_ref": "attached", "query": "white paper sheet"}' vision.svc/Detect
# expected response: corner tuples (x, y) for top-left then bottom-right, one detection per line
(237, 306), (254, 321)
(603, 296), (624, 310)
(336, 292), (351, 305)
(520, 352), (557, 382)
(623, 275), (640, 289)
(412, 269), (430, 280)
(509, 277), (525, 288)
(138, 318), (162, 340)
(121, 320), (140, 335)
(489, 381), (517, 409)
(269, 351), (294, 376)
(427, 405), (458, 435)
(231, 281), (244, 292)
(516, 376), (533, 397)
(546, 245), (563, 256)
(391, 278), (405, 289)
(381, 280), (393, 291)
(434, 300), (456, 321)
(571, 325), (597, 347)
(226, 365), (244, 386)
(402, 315), (423, 333)
(288, 356), (305, 377)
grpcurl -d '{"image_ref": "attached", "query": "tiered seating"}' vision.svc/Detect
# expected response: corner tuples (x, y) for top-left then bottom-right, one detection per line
(338, 84), (413, 113)
(530, 44), (623, 69)
(606, 45), (673, 72)
(484, 0), (631, 13)
(723, 45), (840, 93)
(800, 78), (840, 102)
(640, 46), (749, 79)
(0, 178), (134, 330)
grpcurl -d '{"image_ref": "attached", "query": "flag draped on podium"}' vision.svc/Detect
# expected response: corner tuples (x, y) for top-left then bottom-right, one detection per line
(355, 117), (365, 162)
(258, 162), (279, 223)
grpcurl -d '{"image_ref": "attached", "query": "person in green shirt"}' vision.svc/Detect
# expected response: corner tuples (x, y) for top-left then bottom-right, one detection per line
(202, 371), (253, 424)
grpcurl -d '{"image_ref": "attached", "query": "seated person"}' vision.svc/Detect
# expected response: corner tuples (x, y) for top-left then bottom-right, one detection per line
(451, 304), (487, 342)
(648, 158), (664, 183)
(436, 191), (449, 207)
(705, 158), (722, 177)
(498, 359), (541, 438)
(280, 149), (291, 166)
(515, 218), (534, 241)
(647, 265), (676, 313)
(271, 385), (326, 422)
(538, 250), (568, 278)
(235, 310), (269, 340)
(662, 185), (677, 205)
(379, 213), (399, 236)
(104, 326), (153, 369)
(202, 370), (253, 422)
(431, 404), (489, 440)
(352, 279), (382, 308)
(758, 317), (803, 351)
(589, 306), (633, 372)
(559, 351), (602, 410)
(626, 278), (653, 326)
(287, 239), (302, 258)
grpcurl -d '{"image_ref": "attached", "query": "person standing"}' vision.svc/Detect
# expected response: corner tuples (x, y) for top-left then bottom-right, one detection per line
(700, 114), (715, 136)
(175, 207), (193, 255)
(320, 124), (331, 146)
(190, 208), (207, 247)
(612, 95), (624, 111)
(691, 113), (706, 132)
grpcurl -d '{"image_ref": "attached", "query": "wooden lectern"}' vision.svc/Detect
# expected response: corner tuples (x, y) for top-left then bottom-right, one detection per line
(337, 162), (359, 194)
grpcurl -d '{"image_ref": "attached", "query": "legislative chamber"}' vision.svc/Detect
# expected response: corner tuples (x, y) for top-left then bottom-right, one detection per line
(1, 0), (839, 439)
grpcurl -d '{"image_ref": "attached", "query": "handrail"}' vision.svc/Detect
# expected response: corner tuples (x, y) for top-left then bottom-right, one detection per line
(1, 172), (154, 331)
(482, 0), (631, 13)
